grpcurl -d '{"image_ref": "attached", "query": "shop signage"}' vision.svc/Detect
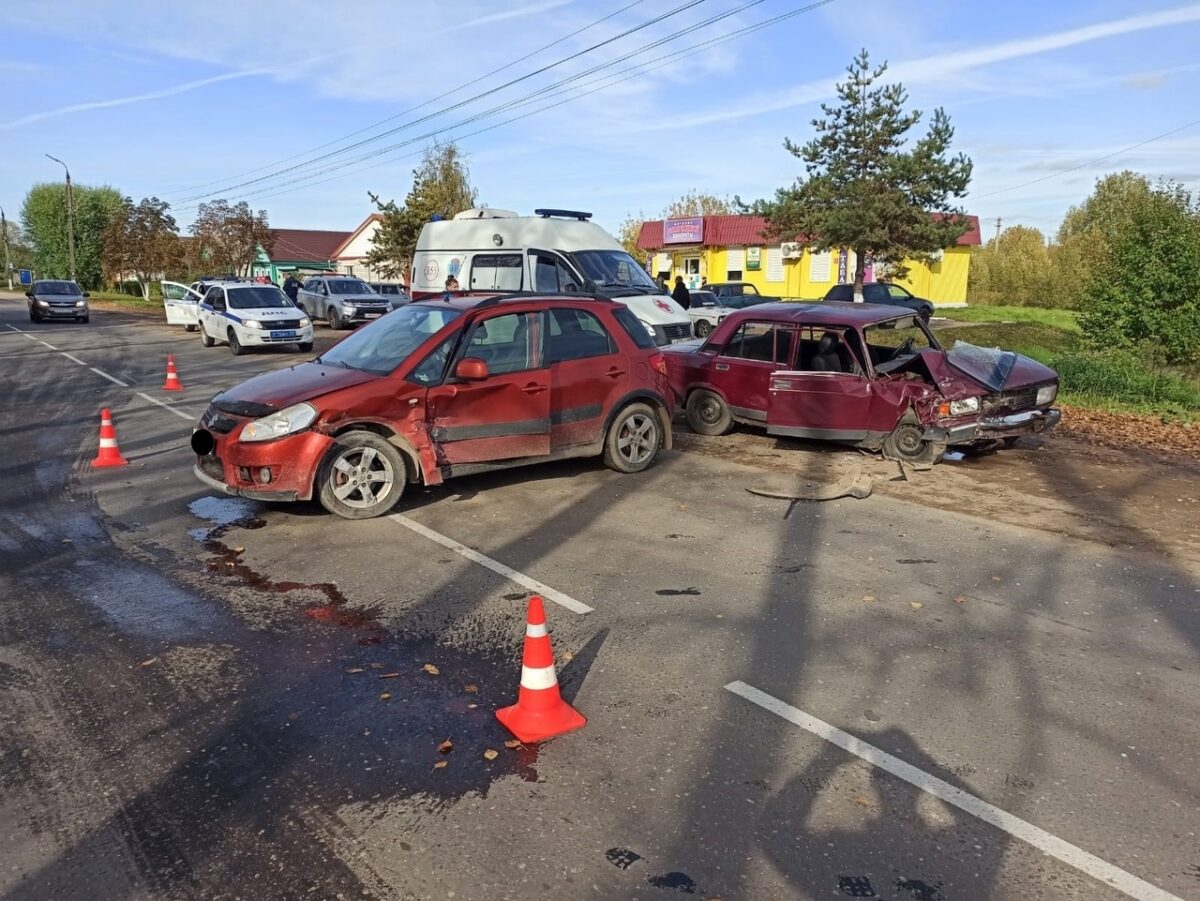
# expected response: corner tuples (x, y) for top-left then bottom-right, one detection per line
(663, 217), (704, 244)
(746, 246), (762, 271)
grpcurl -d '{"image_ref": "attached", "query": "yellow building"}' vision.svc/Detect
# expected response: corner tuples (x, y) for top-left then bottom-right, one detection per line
(636, 214), (981, 305)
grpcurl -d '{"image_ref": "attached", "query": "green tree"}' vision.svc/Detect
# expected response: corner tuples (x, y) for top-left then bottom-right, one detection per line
(968, 226), (1051, 307)
(1, 215), (35, 277)
(662, 191), (735, 218)
(367, 141), (478, 280)
(617, 213), (646, 263)
(753, 50), (972, 296)
(103, 196), (183, 298)
(191, 199), (273, 276)
(21, 182), (124, 288)
(1079, 180), (1200, 364)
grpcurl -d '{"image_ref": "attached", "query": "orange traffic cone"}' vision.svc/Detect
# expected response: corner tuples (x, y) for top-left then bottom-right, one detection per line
(496, 596), (586, 743)
(162, 354), (183, 391)
(91, 408), (128, 467)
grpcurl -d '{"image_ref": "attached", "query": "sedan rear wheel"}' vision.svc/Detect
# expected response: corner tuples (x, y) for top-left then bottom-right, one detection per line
(317, 431), (406, 519)
(603, 402), (662, 474)
(685, 389), (732, 436)
(694, 318), (713, 338)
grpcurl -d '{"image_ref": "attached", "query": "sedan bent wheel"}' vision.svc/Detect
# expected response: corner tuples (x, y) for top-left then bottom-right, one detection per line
(316, 431), (406, 519)
(685, 388), (733, 436)
(882, 413), (943, 465)
(603, 402), (662, 474)
(694, 318), (713, 338)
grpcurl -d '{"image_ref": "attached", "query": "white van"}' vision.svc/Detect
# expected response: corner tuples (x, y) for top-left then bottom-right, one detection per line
(411, 208), (692, 345)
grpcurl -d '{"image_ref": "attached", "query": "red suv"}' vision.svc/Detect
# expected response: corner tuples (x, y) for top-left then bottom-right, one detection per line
(190, 293), (674, 518)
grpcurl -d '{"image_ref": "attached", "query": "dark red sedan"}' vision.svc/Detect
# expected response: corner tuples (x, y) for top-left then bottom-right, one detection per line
(662, 302), (1060, 464)
(191, 293), (673, 518)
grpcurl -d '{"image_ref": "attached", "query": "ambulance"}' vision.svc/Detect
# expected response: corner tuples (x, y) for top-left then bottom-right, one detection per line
(411, 208), (692, 345)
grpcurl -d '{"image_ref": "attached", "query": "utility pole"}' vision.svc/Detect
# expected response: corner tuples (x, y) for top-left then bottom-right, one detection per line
(0, 207), (11, 290)
(993, 217), (1002, 242)
(46, 154), (76, 282)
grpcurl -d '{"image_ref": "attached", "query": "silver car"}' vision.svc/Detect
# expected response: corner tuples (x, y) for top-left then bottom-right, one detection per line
(27, 279), (89, 323)
(295, 275), (392, 330)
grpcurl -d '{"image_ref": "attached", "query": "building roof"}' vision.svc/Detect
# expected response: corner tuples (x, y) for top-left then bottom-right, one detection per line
(265, 228), (353, 262)
(331, 213), (383, 260)
(636, 213), (981, 250)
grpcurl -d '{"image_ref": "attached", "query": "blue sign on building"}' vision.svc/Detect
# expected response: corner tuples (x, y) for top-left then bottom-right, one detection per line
(18, 269), (33, 286)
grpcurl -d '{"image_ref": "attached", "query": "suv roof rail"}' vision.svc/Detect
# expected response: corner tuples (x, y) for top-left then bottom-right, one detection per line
(533, 208), (592, 221)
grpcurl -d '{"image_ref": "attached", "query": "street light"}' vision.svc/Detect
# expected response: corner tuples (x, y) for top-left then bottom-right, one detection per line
(45, 153), (76, 283)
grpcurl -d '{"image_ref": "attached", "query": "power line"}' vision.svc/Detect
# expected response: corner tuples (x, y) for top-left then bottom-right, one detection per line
(168, 0), (651, 197)
(169, 0), (713, 205)
(214, 0), (837, 209)
(971, 117), (1200, 200)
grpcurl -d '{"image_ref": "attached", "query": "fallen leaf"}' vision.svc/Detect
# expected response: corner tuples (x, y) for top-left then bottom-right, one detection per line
(378, 692), (392, 701)
(991, 576), (1002, 582)
(862, 594), (877, 603)
(853, 796), (873, 808)
(504, 739), (523, 750)
(369, 662), (384, 670)
(139, 657), (158, 667)
(422, 663), (440, 676)
(561, 651), (574, 662)
(345, 667), (365, 674)
(483, 749), (499, 761)
(953, 594), (967, 606)
(438, 739), (453, 754)
(379, 672), (400, 679)
(433, 760), (448, 770)
(910, 602), (924, 610)
(463, 683), (479, 694)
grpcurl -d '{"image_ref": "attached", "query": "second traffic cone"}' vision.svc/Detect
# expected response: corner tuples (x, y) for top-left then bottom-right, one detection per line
(162, 354), (183, 391)
(496, 595), (586, 743)
(91, 408), (128, 467)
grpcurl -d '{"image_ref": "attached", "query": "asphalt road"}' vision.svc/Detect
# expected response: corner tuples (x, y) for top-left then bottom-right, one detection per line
(1, 299), (1197, 901)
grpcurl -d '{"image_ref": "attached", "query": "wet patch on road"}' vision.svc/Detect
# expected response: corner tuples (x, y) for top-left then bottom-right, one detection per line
(655, 588), (702, 596)
(647, 871), (699, 893)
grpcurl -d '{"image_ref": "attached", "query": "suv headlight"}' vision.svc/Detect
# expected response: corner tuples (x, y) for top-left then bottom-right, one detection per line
(1036, 384), (1058, 406)
(949, 397), (980, 415)
(75, 300), (86, 307)
(243, 319), (265, 329)
(342, 303), (356, 312)
(240, 402), (318, 443)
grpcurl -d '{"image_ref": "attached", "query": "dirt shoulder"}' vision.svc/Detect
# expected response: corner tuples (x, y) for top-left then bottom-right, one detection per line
(674, 423), (1200, 568)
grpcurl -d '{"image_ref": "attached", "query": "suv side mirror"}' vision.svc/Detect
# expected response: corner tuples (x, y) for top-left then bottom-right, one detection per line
(455, 357), (489, 381)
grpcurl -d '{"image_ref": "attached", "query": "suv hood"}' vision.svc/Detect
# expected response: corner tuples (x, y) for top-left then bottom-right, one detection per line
(214, 361), (377, 413)
(329, 293), (389, 304)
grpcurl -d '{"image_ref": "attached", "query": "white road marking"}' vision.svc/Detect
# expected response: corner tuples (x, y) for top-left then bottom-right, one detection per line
(61, 352), (86, 365)
(136, 391), (195, 422)
(38, 340), (58, 350)
(388, 514), (593, 615)
(90, 367), (128, 387)
(724, 681), (1183, 901)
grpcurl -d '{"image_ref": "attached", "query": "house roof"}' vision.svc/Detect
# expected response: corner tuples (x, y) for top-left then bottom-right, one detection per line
(265, 228), (353, 262)
(636, 213), (981, 250)
(331, 213), (383, 260)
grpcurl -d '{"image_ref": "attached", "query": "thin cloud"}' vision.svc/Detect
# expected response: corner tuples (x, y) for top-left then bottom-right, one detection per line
(0, 68), (268, 130)
(435, 0), (575, 34)
(657, 2), (1200, 129)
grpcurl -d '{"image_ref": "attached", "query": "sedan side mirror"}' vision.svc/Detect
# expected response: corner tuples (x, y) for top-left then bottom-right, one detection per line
(455, 357), (489, 381)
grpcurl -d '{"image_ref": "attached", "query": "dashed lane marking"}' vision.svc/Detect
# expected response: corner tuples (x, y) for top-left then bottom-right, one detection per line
(388, 514), (593, 615)
(38, 340), (58, 350)
(724, 681), (1183, 901)
(90, 367), (129, 387)
(136, 391), (196, 422)
(61, 352), (86, 365)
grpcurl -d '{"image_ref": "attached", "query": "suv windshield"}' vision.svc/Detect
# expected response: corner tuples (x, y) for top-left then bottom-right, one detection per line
(35, 281), (81, 296)
(328, 279), (374, 296)
(227, 287), (295, 309)
(318, 304), (463, 375)
(569, 250), (657, 296)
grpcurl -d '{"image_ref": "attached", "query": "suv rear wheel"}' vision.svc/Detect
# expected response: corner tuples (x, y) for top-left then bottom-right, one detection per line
(317, 431), (406, 519)
(603, 402), (662, 474)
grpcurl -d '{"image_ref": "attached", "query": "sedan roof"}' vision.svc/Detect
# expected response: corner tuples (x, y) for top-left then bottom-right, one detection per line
(724, 301), (915, 327)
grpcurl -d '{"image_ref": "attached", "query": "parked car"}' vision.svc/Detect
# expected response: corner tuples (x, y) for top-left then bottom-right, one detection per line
(706, 281), (780, 303)
(161, 276), (248, 332)
(295, 275), (392, 329)
(687, 289), (772, 338)
(824, 282), (935, 322)
(26, 279), (89, 323)
(197, 283), (313, 356)
(663, 302), (1059, 463)
(369, 282), (410, 309)
(190, 293), (673, 518)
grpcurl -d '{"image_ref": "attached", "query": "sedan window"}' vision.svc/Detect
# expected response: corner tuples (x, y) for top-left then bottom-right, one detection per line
(722, 322), (795, 366)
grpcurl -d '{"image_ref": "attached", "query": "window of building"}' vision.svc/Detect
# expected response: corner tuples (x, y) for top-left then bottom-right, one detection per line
(726, 269), (743, 281)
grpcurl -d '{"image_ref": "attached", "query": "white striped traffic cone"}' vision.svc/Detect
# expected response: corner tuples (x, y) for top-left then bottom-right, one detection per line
(91, 408), (128, 467)
(496, 595), (586, 743)
(162, 354), (184, 391)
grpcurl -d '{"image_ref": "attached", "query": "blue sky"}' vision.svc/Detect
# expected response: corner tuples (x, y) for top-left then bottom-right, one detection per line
(1, 0), (1198, 240)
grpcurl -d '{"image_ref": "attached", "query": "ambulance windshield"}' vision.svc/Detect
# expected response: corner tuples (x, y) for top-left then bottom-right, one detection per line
(570, 250), (658, 296)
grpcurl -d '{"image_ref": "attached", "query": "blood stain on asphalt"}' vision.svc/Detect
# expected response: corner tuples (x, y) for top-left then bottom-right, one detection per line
(655, 588), (702, 596)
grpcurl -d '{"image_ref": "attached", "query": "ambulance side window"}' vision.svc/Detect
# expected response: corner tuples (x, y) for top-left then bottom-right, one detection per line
(530, 251), (579, 294)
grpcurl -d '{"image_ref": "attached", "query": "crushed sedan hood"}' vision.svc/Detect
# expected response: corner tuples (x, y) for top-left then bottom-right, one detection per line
(213, 361), (378, 413)
(943, 341), (1056, 391)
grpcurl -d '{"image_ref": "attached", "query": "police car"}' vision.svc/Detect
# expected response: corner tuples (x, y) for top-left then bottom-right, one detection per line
(197, 282), (313, 355)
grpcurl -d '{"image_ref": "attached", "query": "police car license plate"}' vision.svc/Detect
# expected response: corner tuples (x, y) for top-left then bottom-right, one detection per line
(270, 330), (297, 339)
(364, 313), (381, 319)
(671, 337), (691, 344)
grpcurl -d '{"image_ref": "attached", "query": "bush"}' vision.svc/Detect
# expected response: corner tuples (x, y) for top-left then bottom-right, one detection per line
(1051, 349), (1200, 419)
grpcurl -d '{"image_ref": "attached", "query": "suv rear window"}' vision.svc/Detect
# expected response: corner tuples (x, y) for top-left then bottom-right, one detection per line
(612, 307), (655, 349)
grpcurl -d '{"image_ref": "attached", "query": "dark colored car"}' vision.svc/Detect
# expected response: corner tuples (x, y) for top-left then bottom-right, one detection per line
(191, 293), (674, 518)
(26, 280), (89, 323)
(824, 282), (935, 322)
(706, 281), (780, 303)
(663, 302), (1060, 463)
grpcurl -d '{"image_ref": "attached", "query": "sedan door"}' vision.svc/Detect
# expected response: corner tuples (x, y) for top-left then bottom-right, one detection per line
(706, 320), (796, 425)
(426, 310), (551, 465)
(162, 281), (203, 326)
(766, 327), (872, 440)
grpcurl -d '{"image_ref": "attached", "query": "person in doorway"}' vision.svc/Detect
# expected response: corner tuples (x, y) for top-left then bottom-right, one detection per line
(672, 275), (691, 309)
(283, 274), (301, 303)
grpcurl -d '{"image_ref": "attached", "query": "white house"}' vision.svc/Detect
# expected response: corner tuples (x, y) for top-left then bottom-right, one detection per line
(331, 214), (393, 281)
